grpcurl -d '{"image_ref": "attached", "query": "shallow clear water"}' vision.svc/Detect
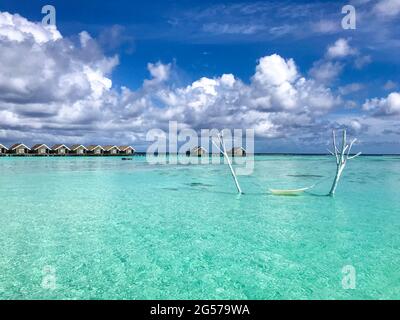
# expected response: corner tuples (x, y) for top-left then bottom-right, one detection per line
(0, 155), (399, 299)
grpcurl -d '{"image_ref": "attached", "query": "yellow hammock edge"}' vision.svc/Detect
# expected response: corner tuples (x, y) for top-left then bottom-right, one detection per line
(268, 186), (314, 196)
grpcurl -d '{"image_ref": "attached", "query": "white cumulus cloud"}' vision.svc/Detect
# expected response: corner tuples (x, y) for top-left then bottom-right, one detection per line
(0, 11), (61, 43)
(0, 11), (344, 148)
(363, 92), (400, 116)
(326, 38), (356, 59)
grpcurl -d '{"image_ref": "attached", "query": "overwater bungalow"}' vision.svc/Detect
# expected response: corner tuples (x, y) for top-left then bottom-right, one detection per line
(87, 145), (104, 155)
(228, 147), (247, 157)
(103, 145), (120, 155)
(9, 143), (30, 155)
(118, 146), (135, 155)
(187, 146), (207, 157)
(31, 144), (51, 155)
(51, 144), (70, 155)
(0, 144), (8, 155)
(70, 144), (87, 155)
(1, 143), (137, 157)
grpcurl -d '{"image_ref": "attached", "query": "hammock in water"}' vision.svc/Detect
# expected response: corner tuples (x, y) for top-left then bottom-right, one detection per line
(269, 185), (314, 196)
(266, 174), (333, 196)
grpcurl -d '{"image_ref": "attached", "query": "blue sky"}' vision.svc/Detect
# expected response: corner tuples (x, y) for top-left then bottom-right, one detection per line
(0, 0), (399, 153)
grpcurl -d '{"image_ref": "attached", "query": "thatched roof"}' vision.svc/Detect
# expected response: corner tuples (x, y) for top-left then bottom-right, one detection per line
(52, 144), (70, 150)
(87, 145), (104, 151)
(70, 144), (87, 151)
(103, 145), (120, 151)
(118, 146), (135, 152)
(0, 143), (8, 150)
(192, 146), (207, 152)
(10, 143), (30, 150)
(31, 144), (51, 150)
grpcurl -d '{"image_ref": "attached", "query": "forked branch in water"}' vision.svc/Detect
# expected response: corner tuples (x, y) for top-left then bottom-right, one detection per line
(328, 129), (361, 196)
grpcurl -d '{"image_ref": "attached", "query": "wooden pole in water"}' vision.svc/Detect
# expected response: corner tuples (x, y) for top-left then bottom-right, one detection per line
(212, 132), (243, 194)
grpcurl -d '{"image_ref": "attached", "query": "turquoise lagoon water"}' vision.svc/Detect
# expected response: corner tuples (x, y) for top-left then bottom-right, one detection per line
(0, 155), (399, 299)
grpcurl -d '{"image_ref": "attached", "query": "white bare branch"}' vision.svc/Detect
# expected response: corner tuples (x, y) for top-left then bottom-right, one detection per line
(341, 129), (347, 154)
(347, 138), (357, 157)
(332, 130), (339, 163)
(348, 152), (362, 160)
(213, 133), (242, 194)
(328, 129), (361, 196)
(211, 139), (223, 154)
